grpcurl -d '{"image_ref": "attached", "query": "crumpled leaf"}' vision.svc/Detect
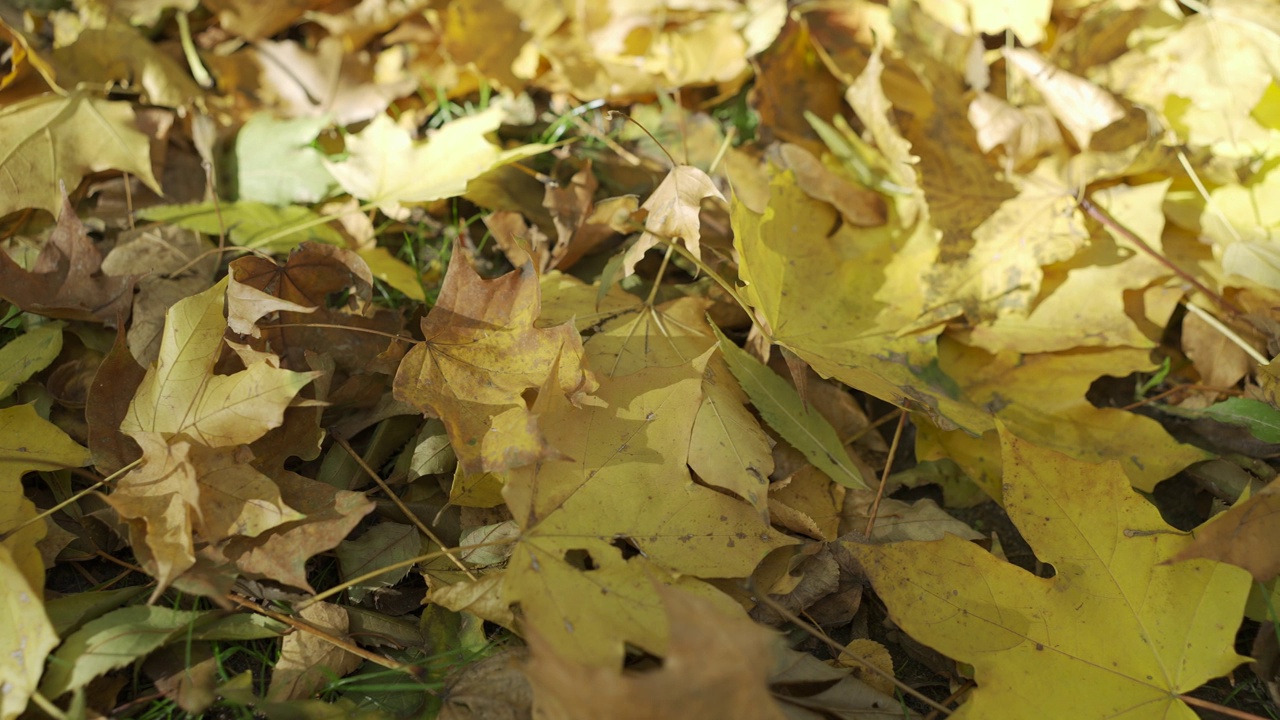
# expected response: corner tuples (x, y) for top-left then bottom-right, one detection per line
(843, 428), (1252, 720)
(526, 583), (787, 720)
(0, 193), (138, 325)
(0, 89), (161, 217)
(621, 165), (726, 276)
(121, 279), (318, 446)
(394, 251), (598, 474)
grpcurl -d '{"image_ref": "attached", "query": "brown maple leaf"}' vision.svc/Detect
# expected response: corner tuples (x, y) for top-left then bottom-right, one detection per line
(0, 192), (137, 325)
(393, 251), (598, 474)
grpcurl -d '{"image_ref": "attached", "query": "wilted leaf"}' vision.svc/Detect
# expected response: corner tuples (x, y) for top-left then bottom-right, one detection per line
(394, 251), (597, 474)
(844, 428), (1252, 720)
(0, 194), (138, 325)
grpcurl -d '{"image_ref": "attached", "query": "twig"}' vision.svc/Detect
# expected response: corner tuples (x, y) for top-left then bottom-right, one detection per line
(752, 592), (952, 715)
(334, 435), (476, 581)
(1178, 694), (1270, 720)
(1078, 196), (1242, 316)
(865, 411), (908, 536)
(225, 593), (430, 684)
(0, 458), (143, 542)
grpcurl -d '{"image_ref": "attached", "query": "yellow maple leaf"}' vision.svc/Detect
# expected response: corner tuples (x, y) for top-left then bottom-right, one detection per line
(121, 278), (319, 447)
(0, 544), (57, 720)
(844, 427), (1252, 720)
(322, 103), (552, 215)
(394, 252), (598, 474)
(0, 89), (161, 217)
(502, 356), (793, 667)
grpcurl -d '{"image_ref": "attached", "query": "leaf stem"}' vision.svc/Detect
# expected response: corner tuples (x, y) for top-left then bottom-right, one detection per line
(1183, 302), (1268, 365)
(864, 410), (908, 537)
(1077, 196), (1242, 316)
(1178, 694), (1269, 720)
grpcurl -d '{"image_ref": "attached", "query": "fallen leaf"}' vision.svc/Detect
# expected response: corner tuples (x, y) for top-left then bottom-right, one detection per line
(221, 471), (374, 592)
(0, 404), (90, 593)
(0, 322), (62, 400)
(136, 201), (346, 254)
(621, 165), (726, 276)
(266, 601), (363, 701)
(394, 251), (597, 474)
(336, 522), (422, 602)
(714, 325), (867, 492)
(525, 583), (787, 720)
(121, 279), (318, 447)
(503, 357), (792, 666)
(323, 104), (552, 215)
(843, 427), (1252, 719)
(1172, 476), (1280, 582)
(0, 89), (160, 217)
(39, 605), (210, 699)
(0, 193), (138, 325)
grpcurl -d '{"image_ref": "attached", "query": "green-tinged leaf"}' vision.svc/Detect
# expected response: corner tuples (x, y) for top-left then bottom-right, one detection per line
(409, 419), (457, 478)
(336, 522), (422, 602)
(40, 605), (211, 698)
(43, 586), (150, 638)
(358, 246), (426, 302)
(235, 114), (337, 205)
(0, 545), (57, 720)
(0, 322), (63, 400)
(1202, 397), (1280, 443)
(188, 613), (288, 642)
(712, 325), (868, 490)
(136, 201), (345, 254)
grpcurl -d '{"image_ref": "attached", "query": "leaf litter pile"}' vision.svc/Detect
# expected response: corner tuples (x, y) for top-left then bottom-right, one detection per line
(3, 1), (1280, 719)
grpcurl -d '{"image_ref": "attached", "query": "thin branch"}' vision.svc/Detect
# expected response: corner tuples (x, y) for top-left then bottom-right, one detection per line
(334, 435), (476, 581)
